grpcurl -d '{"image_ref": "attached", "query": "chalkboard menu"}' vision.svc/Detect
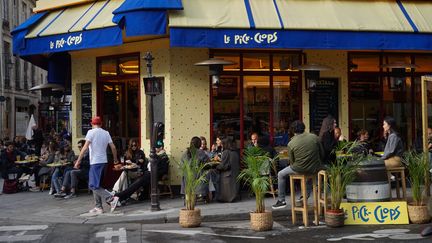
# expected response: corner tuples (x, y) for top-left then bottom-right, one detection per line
(309, 78), (339, 134)
(81, 83), (92, 135)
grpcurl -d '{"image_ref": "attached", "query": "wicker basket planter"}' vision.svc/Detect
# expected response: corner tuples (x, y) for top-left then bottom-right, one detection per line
(325, 209), (345, 228)
(179, 208), (201, 228)
(250, 211), (273, 231)
(408, 204), (431, 224)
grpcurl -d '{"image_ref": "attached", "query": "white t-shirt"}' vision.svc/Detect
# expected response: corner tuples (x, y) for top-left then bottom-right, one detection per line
(85, 127), (113, 165)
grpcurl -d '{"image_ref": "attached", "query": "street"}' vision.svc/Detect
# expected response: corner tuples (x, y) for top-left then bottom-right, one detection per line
(0, 218), (429, 243)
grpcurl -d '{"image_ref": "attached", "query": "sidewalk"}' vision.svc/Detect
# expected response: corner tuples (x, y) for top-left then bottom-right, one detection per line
(0, 190), (293, 225)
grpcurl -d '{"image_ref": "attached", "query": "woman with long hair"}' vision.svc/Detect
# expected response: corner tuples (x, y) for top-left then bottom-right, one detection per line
(319, 115), (338, 164)
(216, 137), (240, 202)
(180, 136), (210, 198)
(381, 116), (404, 168)
(112, 139), (146, 193)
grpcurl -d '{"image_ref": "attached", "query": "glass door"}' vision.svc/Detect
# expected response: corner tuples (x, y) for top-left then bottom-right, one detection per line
(99, 82), (125, 137)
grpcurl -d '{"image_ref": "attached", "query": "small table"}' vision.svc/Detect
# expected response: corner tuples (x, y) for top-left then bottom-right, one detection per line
(46, 162), (71, 168)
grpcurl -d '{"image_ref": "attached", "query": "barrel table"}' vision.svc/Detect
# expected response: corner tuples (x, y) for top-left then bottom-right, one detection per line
(346, 158), (390, 202)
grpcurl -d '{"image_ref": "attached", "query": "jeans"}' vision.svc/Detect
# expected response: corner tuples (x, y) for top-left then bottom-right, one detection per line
(277, 166), (312, 201)
(62, 169), (87, 191)
(93, 188), (113, 209)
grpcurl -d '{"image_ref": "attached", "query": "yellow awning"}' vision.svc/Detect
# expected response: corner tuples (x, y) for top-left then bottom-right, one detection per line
(27, 0), (124, 38)
(169, 0), (414, 32)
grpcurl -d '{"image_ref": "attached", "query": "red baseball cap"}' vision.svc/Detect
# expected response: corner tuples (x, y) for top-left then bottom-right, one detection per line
(91, 116), (102, 125)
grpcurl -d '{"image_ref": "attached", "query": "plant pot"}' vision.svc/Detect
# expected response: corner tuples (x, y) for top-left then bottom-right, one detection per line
(179, 208), (201, 228)
(325, 209), (345, 227)
(408, 204), (431, 224)
(250, 211), (273, 231)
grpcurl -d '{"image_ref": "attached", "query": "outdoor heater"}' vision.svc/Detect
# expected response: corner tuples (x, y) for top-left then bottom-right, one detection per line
(194, 58), (236, 87)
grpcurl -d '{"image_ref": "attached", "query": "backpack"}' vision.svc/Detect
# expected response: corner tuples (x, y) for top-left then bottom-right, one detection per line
(3, 179), (18, 194)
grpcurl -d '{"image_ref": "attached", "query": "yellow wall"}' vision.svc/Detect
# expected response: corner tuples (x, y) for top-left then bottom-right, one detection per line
(70, 39), (211, 185)
(70, 56), (96, 151)
(167, 48), (210, 184)
(302, 50), (349, 138)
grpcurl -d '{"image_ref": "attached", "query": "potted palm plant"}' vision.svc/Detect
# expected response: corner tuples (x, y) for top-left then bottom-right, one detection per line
(238, 146), (274, 231)
(177, 146), (208, 228)
(404, 151), (431, 224)
(326, 141), (362, 227)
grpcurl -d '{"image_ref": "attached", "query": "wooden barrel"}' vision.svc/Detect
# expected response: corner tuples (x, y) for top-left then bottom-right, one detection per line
(346, 158), (390, 202)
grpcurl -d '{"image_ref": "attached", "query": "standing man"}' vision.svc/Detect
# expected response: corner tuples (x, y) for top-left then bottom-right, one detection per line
(75, 116), (119, 214)
(272, 120), (323, 209)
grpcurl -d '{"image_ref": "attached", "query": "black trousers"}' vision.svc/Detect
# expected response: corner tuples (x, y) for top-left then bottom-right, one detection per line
(116, 171), (150, 201)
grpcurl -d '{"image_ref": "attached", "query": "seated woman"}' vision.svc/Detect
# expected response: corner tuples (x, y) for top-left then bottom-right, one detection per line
(181, 136), (210, 199)
(216, 137), (240, 203)
(381, 116), (404, 168)
(112, 139), (146, 193)
(33, 142), (58, 194)
(52, 142), (75, 197)
(54, 140), (90, 199)
(113, 141), (169, 204)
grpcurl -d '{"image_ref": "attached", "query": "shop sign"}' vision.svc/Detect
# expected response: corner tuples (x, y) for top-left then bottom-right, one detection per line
(340, 202), (409, 225)
(50, 33), (83, 50)
(222, 31), (279, 46)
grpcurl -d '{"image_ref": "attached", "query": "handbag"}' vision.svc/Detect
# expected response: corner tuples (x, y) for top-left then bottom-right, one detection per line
(3, 179), (18, 194)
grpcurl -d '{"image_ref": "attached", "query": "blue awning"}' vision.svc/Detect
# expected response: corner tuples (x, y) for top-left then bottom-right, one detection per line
(112, 0), (182, 37)
(113, 0), (183, 12)
(170, 28), (432, 50)
(169, 0), (432, 51)
(12, 0), (181, 61)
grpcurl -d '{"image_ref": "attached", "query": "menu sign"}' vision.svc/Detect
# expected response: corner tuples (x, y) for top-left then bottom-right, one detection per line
(81, 83), (92, 135)
(309, 78), (339, 134)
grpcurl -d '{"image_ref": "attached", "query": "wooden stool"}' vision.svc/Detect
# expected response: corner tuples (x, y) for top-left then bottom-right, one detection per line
(317, 170), (328, 218)
(387, 167), (407, 200)
(290, 174), (318, 227)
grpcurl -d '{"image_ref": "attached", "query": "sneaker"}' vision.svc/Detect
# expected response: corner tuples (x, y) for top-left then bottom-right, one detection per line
(48, 188), (54, 195)
(296, 195), (311, 203)
(390, 175), (396, 181)
(54, 192), (67, 198)
(109, 196), (120, 213)
(272, 200), (287, 209)
(63, 193), (77, 199)
(88, 207), (104, 214)
(29, 187), (40, 192)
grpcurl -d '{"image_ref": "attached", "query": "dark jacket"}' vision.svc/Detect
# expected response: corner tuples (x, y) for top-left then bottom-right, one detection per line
(320, 130), (337, 164)
(216, 149), (240, 202)
(289, 133), (324, 174)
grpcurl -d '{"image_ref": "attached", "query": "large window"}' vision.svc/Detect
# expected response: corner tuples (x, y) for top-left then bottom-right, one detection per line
(211, 51), (301, 149)
(97, 54), (140, 150)
(349, 52), (432, 149)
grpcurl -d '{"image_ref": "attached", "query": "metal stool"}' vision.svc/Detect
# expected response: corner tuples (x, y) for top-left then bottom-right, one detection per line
(387, 167), (407, 200)
(317, 170), (328, 218)
(290, 174), (318, 227)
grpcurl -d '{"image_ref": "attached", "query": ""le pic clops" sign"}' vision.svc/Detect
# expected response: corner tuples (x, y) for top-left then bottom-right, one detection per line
(340, 201), (409, 225)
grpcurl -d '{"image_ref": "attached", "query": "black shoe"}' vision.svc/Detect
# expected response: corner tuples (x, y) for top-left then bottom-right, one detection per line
(54, 192), (67, 198)
(272, 200), (287, 209)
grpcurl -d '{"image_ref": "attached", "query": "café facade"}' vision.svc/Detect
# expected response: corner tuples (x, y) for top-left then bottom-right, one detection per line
(13, 0), (432, 185)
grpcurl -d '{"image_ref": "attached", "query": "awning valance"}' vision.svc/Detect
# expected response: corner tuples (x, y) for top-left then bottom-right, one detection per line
(13, 0), (181, 58)
(169, 0), (432, 50)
